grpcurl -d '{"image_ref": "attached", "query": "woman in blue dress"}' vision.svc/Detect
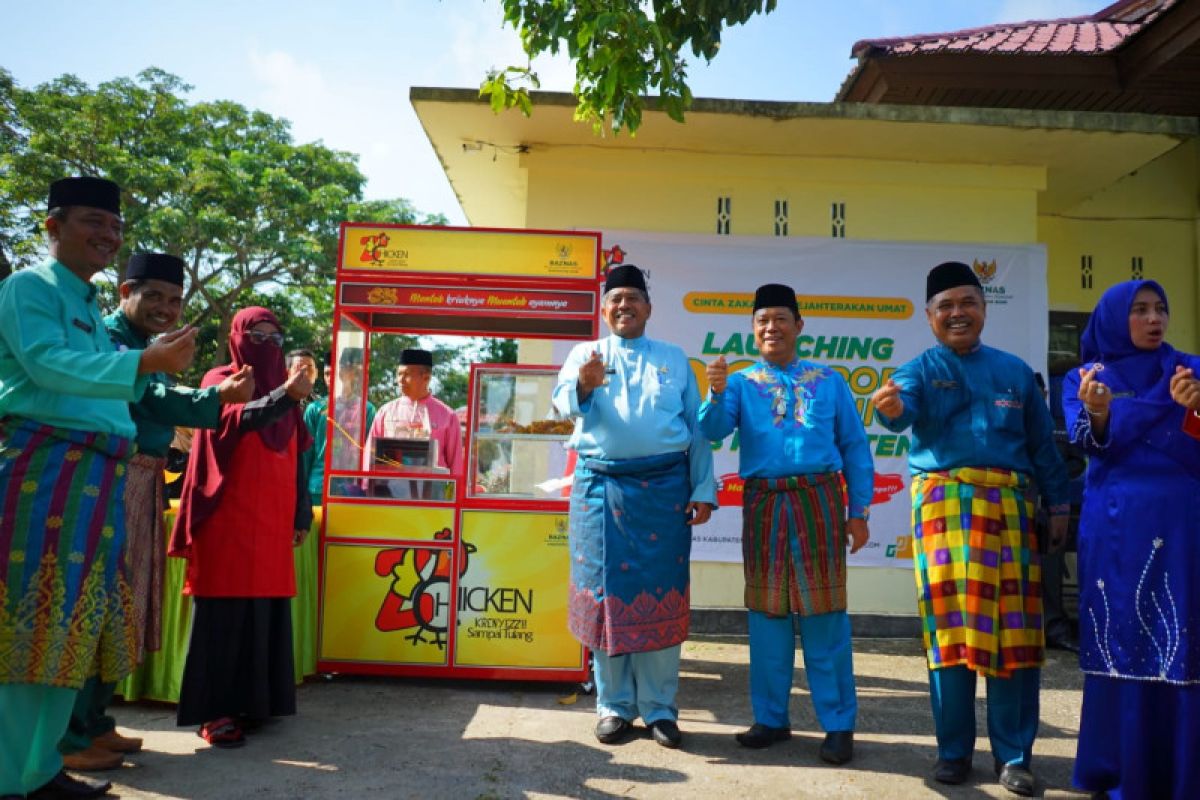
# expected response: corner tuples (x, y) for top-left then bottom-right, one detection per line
(1063, 279), (1200, 799)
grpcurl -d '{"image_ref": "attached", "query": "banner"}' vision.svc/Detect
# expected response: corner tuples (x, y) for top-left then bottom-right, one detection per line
(557, 231), (1048, 567)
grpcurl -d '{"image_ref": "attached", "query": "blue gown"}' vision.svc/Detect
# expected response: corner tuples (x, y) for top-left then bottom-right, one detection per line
(1062, 280), (1200, 800)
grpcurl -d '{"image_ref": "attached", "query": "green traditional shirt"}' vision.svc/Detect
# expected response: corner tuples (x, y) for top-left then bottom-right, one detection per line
(104, 310), (221, 457)
(0, 259), (148, 437)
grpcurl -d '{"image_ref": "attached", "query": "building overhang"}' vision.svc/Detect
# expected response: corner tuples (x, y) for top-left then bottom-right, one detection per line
(412, 87), (1197, 227)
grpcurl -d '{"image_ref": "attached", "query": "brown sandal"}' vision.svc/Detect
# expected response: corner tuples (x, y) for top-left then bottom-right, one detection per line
(199, 717), (246, 749)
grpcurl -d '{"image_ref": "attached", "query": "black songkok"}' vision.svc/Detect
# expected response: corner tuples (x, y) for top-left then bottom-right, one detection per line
(603, 264), (648, 295)
(926, 261), (982, 302)
(125, 252), (185, 287)
(48, 176), (121, 215)
(753, 283), (799, 316)
(400, 348), (434, 367)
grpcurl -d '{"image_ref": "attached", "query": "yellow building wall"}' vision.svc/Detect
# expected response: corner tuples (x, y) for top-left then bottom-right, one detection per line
(518, 137), (1198, 615)
(1039, 140), (1199, 350)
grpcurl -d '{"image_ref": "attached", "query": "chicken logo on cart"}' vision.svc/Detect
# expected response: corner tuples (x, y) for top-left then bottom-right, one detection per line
(373, 528), (476, 648)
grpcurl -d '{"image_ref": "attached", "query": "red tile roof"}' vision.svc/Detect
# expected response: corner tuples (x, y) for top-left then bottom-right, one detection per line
(851, 0), (1176, 59)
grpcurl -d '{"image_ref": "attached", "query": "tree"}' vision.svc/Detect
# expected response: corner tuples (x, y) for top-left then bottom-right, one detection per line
(0, 68), (446, 369)
(482, 1), (777, 134)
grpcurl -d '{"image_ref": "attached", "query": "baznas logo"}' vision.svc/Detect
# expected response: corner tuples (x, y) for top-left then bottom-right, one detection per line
(556, 243), (573, 259)
(973, 259), (998, 284)
(360, 232), (390, 265)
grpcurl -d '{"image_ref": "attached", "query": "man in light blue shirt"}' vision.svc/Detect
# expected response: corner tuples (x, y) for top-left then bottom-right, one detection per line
(700, 282), (872, 765)
(553, 264), (716, 750)
(0, 177), (196, 800)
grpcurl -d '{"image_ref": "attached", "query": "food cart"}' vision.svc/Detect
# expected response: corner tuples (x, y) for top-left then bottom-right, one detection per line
(316, 223), (601, 681)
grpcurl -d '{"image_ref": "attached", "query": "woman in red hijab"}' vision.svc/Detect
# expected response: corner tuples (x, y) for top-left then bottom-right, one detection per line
(170, 307), (313, 748)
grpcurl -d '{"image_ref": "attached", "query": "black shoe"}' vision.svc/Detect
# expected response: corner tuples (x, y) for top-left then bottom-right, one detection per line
(648, 719), (682, 749)
(594, 715), (633, 744)
(933, 758), (971, 785)
(819, 731), (854, 765)
(735, 723), (791, 749)
(995, 761), (1036, 796)
(30, 769), (112, 799)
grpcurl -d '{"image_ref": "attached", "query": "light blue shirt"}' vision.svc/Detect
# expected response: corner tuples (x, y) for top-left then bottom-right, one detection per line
(0, 260), (147, 437)
(878, 342), (1068, 506)
(553, 334), (717, 505)
(699, 359), (874, 519)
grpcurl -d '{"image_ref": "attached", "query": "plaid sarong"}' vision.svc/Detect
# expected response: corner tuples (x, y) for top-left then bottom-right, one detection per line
(123, 453), (167, 657)
(0, 419), (138, 688)
(911, 467), (1044, 678)
(743, 473), (847, 617)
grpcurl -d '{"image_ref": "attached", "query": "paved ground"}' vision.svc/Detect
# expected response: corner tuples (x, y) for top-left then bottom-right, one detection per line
(101, 637), (1090, 799)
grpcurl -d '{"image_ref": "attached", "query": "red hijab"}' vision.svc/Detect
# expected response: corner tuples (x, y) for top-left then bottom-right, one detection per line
(169, 307), (312, 556)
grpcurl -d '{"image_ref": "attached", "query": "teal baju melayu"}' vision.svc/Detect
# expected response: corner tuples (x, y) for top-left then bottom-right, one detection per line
(56, 310), (224, 760)
(0, 260), (147, 796)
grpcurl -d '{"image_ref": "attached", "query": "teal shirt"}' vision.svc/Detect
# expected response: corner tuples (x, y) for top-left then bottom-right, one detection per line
(877, 342), (1069, 506)
(0, 260), (148, 437)
(104, 310), (221, 457)
(303, 396), (377, 497)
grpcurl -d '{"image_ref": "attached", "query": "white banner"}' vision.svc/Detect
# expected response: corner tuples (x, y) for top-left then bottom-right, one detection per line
(557, 231), (1048, 567)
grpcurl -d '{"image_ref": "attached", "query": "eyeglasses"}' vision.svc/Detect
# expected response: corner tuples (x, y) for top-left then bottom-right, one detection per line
(247, 330), (284, 347)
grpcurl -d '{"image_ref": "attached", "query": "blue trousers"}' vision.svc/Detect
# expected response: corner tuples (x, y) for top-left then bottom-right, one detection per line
(928, 665), (1040, 767)
(0, 683), (75, 795)
(593, 645), (680, 725)
(748, 609), (857, 732)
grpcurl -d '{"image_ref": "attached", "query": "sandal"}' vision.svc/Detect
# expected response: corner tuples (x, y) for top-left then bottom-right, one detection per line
(198, 717), (246, 749)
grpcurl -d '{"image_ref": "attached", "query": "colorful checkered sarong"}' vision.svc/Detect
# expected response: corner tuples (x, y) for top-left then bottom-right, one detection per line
(743, 472), (846, 617)
(911, 467), (1044, 678)
(0, 419), (138, 688)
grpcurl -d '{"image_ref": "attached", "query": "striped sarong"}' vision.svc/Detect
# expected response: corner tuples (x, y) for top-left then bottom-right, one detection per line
(123, 453), (167, 657)
(0, 419), (138, 688)
(743, 473), (847, 617)
(567, 451), (691, 656)
(911, 467), (1044, 678)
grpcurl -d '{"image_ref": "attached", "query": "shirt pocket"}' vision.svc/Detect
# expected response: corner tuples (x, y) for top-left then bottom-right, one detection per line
(989, 389), (1025, 433)
(648, 366), (685, 415)
(929, 382), (969, 428)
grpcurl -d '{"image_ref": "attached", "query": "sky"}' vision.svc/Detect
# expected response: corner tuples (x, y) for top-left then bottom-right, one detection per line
(1, 0), (1099, 226)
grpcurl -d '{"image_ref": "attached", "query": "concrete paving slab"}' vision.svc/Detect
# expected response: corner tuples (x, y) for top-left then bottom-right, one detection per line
(99, 637), (1090, 799)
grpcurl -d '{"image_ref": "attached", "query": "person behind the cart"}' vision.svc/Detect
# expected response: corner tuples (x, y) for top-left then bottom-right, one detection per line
(552, 263), (717, 750)
(303, 347), (376, 500)
(365, 348), (462, 499)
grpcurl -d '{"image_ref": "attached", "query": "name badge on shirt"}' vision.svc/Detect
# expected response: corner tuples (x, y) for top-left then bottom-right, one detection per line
(72, 318), (93, 334)
(931, 379), (958, 389)
(994, 387), (1023, 410)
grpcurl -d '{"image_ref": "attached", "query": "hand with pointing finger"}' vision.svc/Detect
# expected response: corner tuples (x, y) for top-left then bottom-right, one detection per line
(707, 355), (729, 395)
(871, 378), (904, 419)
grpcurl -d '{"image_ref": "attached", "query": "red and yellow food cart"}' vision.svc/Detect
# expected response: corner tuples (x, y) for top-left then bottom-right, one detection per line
(316, 223), (601, 681)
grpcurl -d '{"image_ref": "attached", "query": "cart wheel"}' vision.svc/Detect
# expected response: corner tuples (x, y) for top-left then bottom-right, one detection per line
(579, 679), (595, 695)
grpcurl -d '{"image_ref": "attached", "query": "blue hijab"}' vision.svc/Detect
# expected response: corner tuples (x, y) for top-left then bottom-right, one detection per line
(1080, 280), (1198, 474)
(1080, 279), (1175, 402)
